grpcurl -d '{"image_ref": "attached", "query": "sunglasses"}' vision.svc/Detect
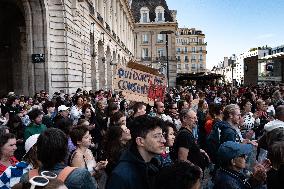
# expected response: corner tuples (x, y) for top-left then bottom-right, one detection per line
(29, 171), (57, 189)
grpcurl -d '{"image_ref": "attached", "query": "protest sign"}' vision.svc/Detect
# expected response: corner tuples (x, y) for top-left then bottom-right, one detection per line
(113, 64), (166, 105)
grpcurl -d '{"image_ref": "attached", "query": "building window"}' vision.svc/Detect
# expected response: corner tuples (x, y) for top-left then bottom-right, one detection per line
(142, 48), (148, 58)
(199, 55), (203, 61)
(185, 55), (188, 62)
(155, 6), (165, 22)
(177, 63), (181, 69)
(199, 38), (203, 44)
(158, 12), (163, 21)
(142, 13), (147, 22)
(177, 56), (181, 61)
(184, 47), (188, 53)
(192, 47), (196, 52)
(185, 64), (189, 70)
(142, 34), (148, 43)
(177, 48), (180, 53)
(199, 47), (202, 52)
(157, 34), (164, 43)
(157, 48), (164, 57)
(140, 7), (149, 23)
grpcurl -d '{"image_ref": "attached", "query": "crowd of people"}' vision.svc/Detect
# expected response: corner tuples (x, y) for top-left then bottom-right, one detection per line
(0, 84), (283, 189)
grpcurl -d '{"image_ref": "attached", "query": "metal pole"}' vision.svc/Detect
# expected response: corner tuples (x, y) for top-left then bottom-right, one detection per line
(166, 34), (169, 86)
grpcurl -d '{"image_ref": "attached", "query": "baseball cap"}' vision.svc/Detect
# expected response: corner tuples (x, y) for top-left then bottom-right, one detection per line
(25, 134), (40, 154)
(218, 141), (253, 161)
(58, 105), (70, 112)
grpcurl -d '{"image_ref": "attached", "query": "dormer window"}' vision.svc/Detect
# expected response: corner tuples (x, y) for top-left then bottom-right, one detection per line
(140, 7), (149, 23)
(155, 6), (165, 22)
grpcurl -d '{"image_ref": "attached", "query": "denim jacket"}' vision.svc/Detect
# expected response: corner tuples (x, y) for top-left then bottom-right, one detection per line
(214, 168), (252, 189)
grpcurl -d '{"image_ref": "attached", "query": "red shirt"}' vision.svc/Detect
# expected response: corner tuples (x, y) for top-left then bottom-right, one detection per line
(0, 156), (18, 174)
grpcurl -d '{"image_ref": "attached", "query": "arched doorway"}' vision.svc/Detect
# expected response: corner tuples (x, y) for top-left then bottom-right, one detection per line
(0, 0), (26, 96)
(0, 0), (47, 96)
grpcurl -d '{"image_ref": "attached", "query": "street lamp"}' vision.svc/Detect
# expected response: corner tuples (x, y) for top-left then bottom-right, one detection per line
(160, 30), (174, 87)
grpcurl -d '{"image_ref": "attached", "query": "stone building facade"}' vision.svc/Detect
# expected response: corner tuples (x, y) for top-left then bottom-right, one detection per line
(0, 0), (135, 96)
(131, 0), (178, 87)
(176, 28), (207, 74)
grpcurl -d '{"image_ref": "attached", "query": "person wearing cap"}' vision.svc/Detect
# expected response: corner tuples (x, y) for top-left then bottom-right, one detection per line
(0, 134), (40, 188)
(53, 105), (71, 126)
(24, 109), (47, 141)
(213, 141), (269, 189)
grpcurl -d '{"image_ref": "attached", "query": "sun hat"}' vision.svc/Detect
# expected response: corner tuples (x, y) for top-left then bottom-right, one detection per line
(25, 134), (40, 154)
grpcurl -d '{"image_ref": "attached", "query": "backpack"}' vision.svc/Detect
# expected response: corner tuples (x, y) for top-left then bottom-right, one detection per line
(206, 121), (222, 163)
(28, 166), (77, 182)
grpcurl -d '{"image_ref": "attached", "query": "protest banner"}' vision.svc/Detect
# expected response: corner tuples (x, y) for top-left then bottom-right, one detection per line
(113, 63), (166, 105)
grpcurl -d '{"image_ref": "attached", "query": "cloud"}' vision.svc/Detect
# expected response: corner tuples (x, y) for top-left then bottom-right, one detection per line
(256, 33), (275, 39)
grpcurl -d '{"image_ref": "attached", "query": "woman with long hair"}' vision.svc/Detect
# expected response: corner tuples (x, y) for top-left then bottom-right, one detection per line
(103, 125), (131, 176)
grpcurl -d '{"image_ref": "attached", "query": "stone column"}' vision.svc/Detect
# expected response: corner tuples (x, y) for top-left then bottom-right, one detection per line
(116, 1), (120, 40)
(106, 0), (110, 25)
(98, 0), (103, 16)
(111, 0), (116, 33)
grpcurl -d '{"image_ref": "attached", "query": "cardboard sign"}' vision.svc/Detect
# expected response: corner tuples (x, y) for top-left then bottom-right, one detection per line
(113, 65), (166, 105)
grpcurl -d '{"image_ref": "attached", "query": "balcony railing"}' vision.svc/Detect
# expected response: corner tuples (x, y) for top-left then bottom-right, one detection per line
(142, 40), (149, 44)
(156, 56), (166, 61)
(196, 50), (207, 53)
(157, 40), (164, 43)
(191, 59), (197, 62)
(185, 59), (189, 63)
(97, 12), (103, 24)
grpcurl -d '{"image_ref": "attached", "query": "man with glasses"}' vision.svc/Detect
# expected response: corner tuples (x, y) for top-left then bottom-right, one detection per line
(167, 102), (182, 130)
(107, 115), (166, 189)
(173, 109), (210, 170)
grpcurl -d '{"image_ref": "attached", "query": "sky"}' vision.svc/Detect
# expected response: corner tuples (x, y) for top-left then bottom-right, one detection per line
(167, 0), (284, 69)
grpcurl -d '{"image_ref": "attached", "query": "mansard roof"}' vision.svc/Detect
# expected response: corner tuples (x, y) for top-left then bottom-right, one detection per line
(131, 0), (174, 23)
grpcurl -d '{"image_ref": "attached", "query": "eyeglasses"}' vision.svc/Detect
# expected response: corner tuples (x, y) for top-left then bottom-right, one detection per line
(152, 133), (166, 141)
(29, 171), (57, 189)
